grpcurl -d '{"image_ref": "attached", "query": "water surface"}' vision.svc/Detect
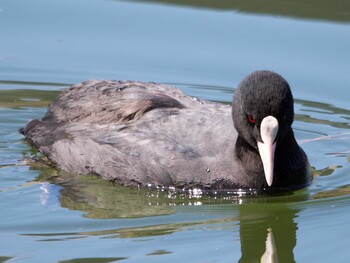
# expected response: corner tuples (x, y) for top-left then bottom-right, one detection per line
(0, 0), (350, 262)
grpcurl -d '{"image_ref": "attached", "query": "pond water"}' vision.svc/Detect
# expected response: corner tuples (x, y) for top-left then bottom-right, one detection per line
(1, 0), (350, 262)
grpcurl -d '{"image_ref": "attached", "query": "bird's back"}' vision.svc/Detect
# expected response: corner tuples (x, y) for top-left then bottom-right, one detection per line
(22, 81), (240, 189)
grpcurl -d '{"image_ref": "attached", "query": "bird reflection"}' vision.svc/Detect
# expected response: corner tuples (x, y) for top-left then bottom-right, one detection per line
(261, 228), (278, 263)
(238, 201), (298, 263)
(34, 169), (301, 262)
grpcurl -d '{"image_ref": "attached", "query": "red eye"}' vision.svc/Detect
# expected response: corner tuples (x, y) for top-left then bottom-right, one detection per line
(248, 115), (256, 124)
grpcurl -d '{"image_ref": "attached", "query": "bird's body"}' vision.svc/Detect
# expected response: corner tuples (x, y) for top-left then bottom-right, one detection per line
(21, 71), (311, 192)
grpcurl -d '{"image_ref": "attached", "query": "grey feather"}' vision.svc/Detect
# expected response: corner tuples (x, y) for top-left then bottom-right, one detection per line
(21, 72), (311, 192)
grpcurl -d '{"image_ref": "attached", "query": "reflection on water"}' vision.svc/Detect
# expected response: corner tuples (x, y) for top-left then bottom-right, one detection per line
(238, 203), (298, 263)
(0, 257), (13, 262)
(0, 89), (60, 108)
(35, 171), (175, 218)
(28, 165), (350, 261)
(295, 99), (350, 130)
(32, 167), (302, 262)
(261, 228), (278, 263)
(34, 166), (313, 217)
(59, 257), (127, 263)
(120, 0), (350, 23)
(312, 184), (350, 200)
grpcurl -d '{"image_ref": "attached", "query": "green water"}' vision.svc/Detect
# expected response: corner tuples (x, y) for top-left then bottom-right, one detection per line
(1, 0), (350, 262)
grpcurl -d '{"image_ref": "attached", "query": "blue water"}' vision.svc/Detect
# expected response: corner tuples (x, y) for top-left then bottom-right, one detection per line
(0, 0), (349, 262)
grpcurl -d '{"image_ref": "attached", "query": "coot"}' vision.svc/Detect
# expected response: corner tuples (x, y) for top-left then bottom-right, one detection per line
(20, 71), (310, 192)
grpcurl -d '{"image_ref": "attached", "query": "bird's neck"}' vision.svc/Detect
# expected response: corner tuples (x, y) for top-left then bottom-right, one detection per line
(274, 129), (310, 188)
(234, 129), (309, 189)
(234, 136), (266, 187)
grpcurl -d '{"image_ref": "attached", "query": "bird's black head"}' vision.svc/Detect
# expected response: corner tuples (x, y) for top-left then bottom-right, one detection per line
(232, 70), (295, 186)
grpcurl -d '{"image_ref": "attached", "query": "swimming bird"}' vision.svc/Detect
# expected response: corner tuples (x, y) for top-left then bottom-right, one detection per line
(20, 71), (310, 192)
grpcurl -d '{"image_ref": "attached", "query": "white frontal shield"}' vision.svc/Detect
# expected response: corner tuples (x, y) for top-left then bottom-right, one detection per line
(257, 116), (279, 186)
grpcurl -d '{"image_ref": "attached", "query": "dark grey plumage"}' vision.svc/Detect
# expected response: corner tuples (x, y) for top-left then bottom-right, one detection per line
(21, 71), (311, 192)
